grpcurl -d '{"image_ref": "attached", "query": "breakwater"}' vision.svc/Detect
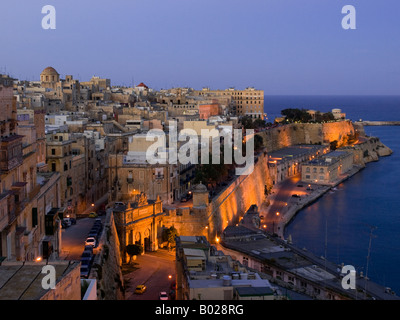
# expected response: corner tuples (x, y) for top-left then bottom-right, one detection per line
(357, 121), (400, 126)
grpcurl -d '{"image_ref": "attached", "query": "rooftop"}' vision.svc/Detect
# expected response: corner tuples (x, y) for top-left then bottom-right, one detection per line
(0, 261), (80, 300)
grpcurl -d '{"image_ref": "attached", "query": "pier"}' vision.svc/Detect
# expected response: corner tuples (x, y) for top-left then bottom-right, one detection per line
(357, 121), (400, 126)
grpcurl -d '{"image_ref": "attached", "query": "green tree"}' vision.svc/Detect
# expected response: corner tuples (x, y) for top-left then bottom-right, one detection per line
(254, 134), (264, 151)
(281, 108), (311, 123)
(126, 244), (143, 263)
(163, 226), (179, 249)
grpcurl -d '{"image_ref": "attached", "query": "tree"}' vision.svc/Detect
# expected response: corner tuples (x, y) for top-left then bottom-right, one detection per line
(240, 116), (255, 129)
(163, 226), (179, 249)
(254, 134), (264, 151)
(253, 118), (266, 128)
(126, 244), (143, 263)
(281, 108), (311, 123)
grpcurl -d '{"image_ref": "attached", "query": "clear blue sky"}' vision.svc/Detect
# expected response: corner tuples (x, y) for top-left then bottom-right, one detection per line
(1, 0), (399, 95)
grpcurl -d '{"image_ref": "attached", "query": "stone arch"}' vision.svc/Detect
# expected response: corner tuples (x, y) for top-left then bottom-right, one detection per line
(135, 231), (141, 246)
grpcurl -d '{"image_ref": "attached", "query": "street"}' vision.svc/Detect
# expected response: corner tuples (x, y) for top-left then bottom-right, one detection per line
(60, 216), (105, 260)
(123, 249), (176, 300)
(261, 174), (308, 233)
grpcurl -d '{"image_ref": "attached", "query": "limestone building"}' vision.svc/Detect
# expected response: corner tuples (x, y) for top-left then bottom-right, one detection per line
(193, 87), (264, 119)
(301, 150), (354, 185)
(113, 193), (164, 261)
(108, 132), (180, 204)
(0, 75), (62, 262)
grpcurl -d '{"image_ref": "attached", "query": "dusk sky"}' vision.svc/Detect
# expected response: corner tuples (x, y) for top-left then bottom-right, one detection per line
(1, 0), (399, 95)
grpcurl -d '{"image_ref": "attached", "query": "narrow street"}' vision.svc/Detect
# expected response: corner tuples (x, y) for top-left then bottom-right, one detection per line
(123, 249), (176, 300)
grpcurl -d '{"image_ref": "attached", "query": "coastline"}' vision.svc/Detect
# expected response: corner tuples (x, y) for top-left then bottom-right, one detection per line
(276, 165), (365, 239)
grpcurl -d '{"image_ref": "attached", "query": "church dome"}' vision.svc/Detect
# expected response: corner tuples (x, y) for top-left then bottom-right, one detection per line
(41, 67), (59, 76)
(40, 67), (60, 84)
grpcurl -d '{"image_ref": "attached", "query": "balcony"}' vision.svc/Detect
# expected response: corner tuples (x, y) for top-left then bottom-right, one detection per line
(127, 177), (134, 184)
(0, 135), (23, 172)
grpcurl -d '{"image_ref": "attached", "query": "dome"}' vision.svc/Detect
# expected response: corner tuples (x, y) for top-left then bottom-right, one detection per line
(193, 183), (207, 192)
(41, 67), (59, 76)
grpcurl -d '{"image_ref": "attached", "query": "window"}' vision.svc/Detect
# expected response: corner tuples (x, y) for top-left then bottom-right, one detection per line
(306, 167), (310, 173)
(51, 149), (56, 155)
(51, 163), (56, 172)
(313, 168), (317, 173)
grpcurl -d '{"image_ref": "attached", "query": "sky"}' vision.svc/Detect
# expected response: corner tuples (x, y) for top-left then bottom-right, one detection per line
(1, 0), (399, 95)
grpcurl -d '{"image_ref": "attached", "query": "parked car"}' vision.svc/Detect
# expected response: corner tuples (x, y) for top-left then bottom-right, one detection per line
(88, 212), (97, 218)
(114, 202), (126, 207)
(80, 265), (90, 278)
(63, 218), (72, 227)
(81, 250), (93, 265)
(291, 194), (301, 198)
(159, 291), (169, 300)
(80, 255), (92, 267)
(135, 285), (147, 294)
(180, 196), (188, 202)
(70, 218), (77, 225)
(85, 237), (96, 247)
(88, 232), (98, 240)
(84, 245), (93, 254)
(61, 221), (69, 229)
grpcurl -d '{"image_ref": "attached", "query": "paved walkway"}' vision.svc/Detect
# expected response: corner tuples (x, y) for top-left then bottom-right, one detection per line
(261, 166), (364, 239)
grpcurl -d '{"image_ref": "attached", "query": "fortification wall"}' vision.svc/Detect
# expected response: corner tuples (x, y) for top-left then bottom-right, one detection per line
(91, 212), (125, 300)
(207, 152), (273, 240)
(164, 121), (386, 244)
(259, 120), (356, 152)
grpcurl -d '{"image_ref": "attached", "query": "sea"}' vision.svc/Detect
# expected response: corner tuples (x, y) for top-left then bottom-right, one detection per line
(264, 95), (400, 294)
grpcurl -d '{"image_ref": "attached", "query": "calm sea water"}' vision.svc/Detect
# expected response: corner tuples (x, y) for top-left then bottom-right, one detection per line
(264, 96), (400, 294)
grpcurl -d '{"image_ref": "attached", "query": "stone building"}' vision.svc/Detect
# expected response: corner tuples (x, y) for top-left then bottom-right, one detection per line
(45, 132), (85, 217)
(108, 132), (180, 204)
(0, 261), (81, 300)
(175, 235), (278, 300)
(267, 145), (330, 185)
(301, 150), (354, 185)
(0, 75), (62, 262)
(193, 87), (264, 119)
(40, 67), (60, 90)
(113, 193), (164, 262)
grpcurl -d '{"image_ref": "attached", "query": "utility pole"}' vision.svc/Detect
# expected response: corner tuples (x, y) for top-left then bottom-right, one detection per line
(364, 225), (377, 299)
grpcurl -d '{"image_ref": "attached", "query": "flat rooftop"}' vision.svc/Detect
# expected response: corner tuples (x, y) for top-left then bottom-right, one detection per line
(0, 261), (80, 300)
(268, 145), (327, 163)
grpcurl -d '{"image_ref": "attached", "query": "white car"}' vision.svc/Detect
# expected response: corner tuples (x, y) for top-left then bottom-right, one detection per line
(159, 292), (169, 300)
(85, 237), (96, 247)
